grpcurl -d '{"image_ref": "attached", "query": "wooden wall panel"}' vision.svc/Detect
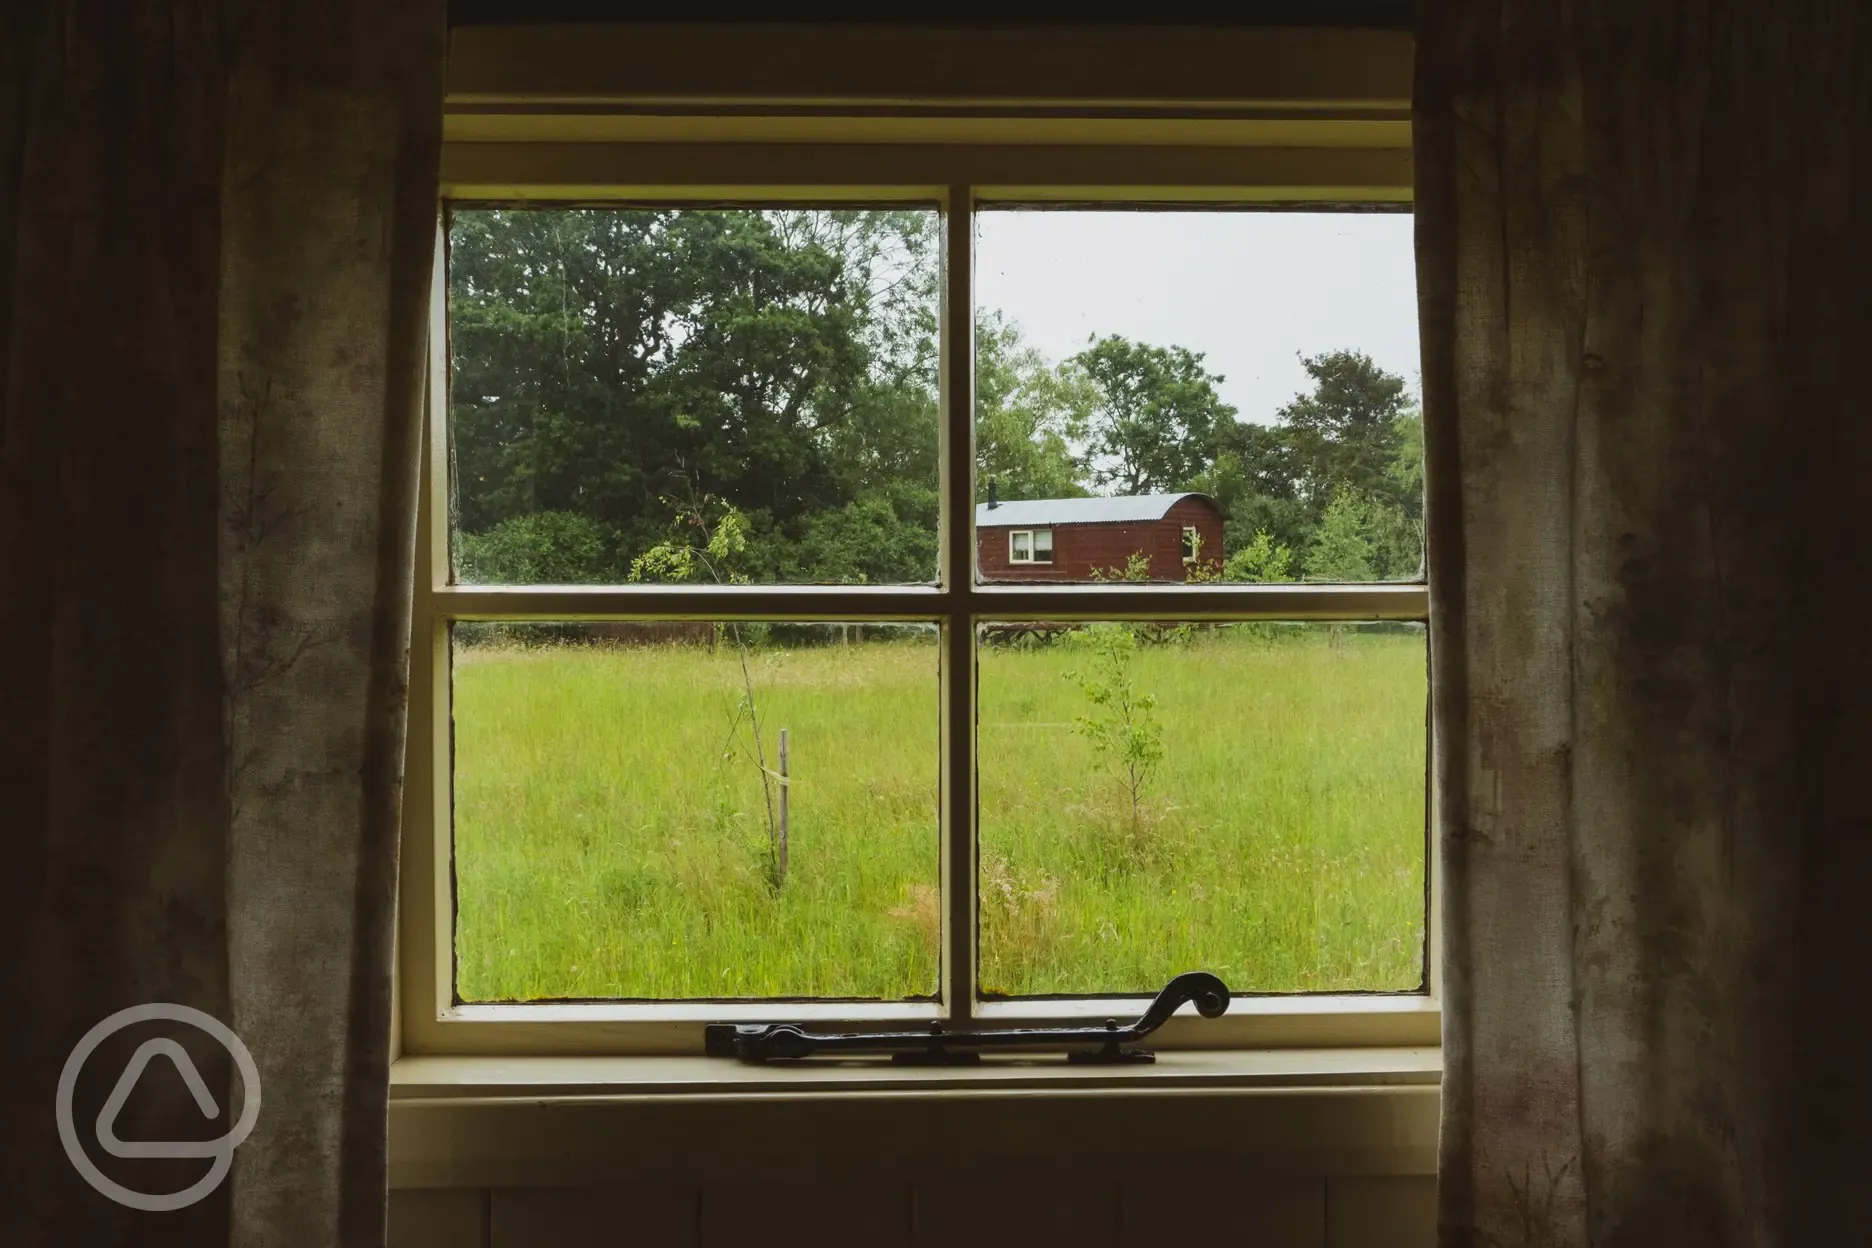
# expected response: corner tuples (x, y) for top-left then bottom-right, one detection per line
(1325, 1176), (1436, 1248)
(700, 1183), (912, 1248)
(392, 1178), (1435, 1248)
(490, 1186), (699, 1248)
(389, 1188), (487, 1248)
(912, 1180), (1121, 1247)
(1121, 1177), (1325, 1247)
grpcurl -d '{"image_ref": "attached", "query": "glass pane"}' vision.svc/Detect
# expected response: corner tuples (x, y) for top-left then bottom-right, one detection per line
(452, 621), (940, 1000)
(976, 620), (1426, 996)
(1032, 528), (1053, 560)
(974, 209), (1422, 584)
(450, 207), (941, 586)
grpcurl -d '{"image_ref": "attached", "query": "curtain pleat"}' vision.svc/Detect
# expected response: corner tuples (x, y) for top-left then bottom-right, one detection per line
(1418, 3), (1872, 1245)
(1, 4), (442, 1244)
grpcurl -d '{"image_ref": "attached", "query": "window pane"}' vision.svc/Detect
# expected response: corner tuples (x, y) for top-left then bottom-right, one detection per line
(976, 620), (1426, 996)
(452, 621), (940, 1000)
(974, 209), (1421, 585)
(1032, 528), (1053, 561)
(450, 207), (941, 586)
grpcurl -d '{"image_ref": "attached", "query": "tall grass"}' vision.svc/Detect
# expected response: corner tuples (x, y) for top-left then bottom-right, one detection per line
(978, 624), (1425, 996)
(451, 625), (1425, 1002)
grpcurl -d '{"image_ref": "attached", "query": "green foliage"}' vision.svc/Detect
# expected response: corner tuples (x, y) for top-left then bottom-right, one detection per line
(456, 510), (620, 584)
(628, 488), (790, 890)
(449, 209), (1425, 587)
(1276, 350), (1411, 505)
(628, 489), (753, 585)
(1223, 529), (1296, 583)
(1089, 551), (1155, 584)
(1068, 336), (1234, 495)
(1205, 352), (1424, 579)
(974, 310), (1091, 502)
(785, 486), (939, 585)
(1203, 421), (1315, 562)
(1304, 486), (1420, 582)
(450, 207), (939, 583)
(1306, 489), (1378, 582)
(1064, 623), (1167, 839)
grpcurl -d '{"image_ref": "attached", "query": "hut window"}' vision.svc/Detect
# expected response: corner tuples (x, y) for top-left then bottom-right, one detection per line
(1009, 529), (1051, 564)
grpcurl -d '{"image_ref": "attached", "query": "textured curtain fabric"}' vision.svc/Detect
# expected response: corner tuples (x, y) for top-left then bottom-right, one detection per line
(1417, 4), (1872, 1245)
(1, 4), (442, 1245)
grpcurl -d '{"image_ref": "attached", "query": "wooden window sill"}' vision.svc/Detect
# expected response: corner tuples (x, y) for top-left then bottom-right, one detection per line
(389, 1045), (1439, 1103)
(387, 1048), (1441, 1188)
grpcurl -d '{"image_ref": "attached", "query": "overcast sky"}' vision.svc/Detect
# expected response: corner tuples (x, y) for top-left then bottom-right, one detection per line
(974, 209), (1420, 426)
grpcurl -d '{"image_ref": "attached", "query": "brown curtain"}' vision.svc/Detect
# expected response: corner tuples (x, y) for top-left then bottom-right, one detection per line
(1417, 3), (1872, 1245)
(1, 4), (442, 1244)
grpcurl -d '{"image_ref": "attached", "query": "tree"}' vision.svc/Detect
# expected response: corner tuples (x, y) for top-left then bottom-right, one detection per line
(1202, 352), (1422, 580)
(974, 311), (1090, 501)
(1275, 350), (1411, 507)
(1222, 529), (1295, 583)
(1305, 488), (1378, 582)
(455, 510), (618, 585)
(1199, 420), (1314, 562)
(1379, 404), (1425, 577)
(628, 485), (791, 892)
(449, 207), (942, 583)
(1303, 485), (1423, 583)
(784, 485), (940, 584)
(1064, 623), (1166, 841)
(1068, 336), (1233, 495)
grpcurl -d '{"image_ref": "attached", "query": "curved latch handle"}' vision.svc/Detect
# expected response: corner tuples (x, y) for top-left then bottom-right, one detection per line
(705, 971), (1232, 1065)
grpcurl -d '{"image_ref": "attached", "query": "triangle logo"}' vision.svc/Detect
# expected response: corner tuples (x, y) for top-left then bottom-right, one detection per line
(94, 1038), (224, 1160)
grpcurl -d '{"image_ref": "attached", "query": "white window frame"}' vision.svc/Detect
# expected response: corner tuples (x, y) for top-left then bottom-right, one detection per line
(1008, 528), (1053, 564)
(396, 26), (1435, 1065)
(1182, 525), (1200, 563)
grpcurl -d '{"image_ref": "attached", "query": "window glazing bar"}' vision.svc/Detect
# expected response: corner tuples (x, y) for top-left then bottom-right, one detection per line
(940, 185), (978, 1023)
(430, 582), (1429, 622)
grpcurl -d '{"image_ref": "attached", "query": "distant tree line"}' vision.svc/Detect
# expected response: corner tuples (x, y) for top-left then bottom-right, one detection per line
(450, 208), (1422, 586)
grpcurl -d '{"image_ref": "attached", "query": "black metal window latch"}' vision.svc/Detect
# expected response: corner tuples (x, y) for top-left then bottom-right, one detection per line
(705, 971), (1230, 1065)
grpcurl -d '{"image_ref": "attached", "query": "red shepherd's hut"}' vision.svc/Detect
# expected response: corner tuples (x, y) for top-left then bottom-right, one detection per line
(975, 492), (1225, 581)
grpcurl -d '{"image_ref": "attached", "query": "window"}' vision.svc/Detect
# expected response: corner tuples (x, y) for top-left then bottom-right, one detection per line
(405, 119), (1430, 1058)
(1008, 528), (1052, 564)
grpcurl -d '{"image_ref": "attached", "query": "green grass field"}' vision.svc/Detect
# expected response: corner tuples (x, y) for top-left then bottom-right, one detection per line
(451, 625), (1426, 1002)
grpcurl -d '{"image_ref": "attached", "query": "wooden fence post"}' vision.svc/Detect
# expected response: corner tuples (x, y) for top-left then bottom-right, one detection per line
(777, 727), (789, 886)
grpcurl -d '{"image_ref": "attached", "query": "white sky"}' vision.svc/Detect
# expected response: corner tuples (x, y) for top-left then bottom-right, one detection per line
(974, 209), (1420, 425)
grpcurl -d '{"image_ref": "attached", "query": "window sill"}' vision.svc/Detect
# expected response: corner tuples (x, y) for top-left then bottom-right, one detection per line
(389, 1044), (1440, 1102)
(387, 1048), (1441, 1187)
(403, 992), (1439, 1055)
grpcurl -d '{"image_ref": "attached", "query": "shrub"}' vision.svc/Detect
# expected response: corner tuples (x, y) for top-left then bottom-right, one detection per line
(1063, 623), (1167, 840)
(455, 510), (621, 584)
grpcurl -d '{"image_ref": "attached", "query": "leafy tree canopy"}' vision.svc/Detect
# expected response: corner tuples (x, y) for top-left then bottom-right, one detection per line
(449, 211), (1422, 587)
(1069, 336), (1235, 496)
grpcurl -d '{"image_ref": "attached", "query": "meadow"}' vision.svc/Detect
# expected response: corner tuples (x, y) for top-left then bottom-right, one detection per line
(451, 624), (1427, 1003)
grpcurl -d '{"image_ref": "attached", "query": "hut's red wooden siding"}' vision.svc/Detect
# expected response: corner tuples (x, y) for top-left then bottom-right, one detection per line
(976, 496), (1224, 581)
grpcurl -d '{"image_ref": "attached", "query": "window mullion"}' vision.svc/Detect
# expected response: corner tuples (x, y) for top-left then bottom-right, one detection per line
(940, 185), (977, 1025)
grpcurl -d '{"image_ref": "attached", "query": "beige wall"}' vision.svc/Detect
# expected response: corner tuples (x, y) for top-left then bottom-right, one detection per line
(391, 1175), (1435, 1247)
(387, 1086), (1438, 1245)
